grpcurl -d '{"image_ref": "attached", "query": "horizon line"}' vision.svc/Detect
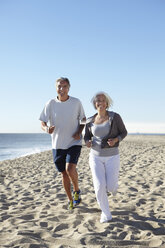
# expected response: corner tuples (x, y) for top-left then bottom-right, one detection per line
(0, 132), (165, 135)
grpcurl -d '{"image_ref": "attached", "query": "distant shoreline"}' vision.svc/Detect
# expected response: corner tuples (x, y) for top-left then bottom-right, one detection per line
(0, 132), (165, 135)
(128, 133), (165, 135)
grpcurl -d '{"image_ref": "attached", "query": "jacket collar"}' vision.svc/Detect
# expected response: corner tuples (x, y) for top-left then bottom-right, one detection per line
(86, 111), (115, 124)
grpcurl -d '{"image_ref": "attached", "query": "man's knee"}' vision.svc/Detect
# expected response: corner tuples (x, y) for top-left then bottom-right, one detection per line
(61, 170), (68, 179)
(66, 163), (76, 175)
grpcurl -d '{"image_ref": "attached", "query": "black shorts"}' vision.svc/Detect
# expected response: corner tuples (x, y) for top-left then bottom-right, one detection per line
(52, 145), (82, 172)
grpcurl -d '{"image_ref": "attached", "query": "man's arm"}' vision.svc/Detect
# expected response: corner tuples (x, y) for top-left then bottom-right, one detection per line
(72, 117), (86, 140)
(41, 121), (55, 134)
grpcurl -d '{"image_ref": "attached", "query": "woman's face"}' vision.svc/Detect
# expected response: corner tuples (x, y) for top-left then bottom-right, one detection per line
(95, 94), (107, 110)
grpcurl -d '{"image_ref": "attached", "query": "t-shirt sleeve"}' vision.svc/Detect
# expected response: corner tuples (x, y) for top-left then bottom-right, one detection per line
(39, 102), (50, 123)
(78, 100), (86, 121)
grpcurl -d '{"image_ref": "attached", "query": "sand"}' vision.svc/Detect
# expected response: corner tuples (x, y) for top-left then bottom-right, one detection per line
(0, 135), (165, 248)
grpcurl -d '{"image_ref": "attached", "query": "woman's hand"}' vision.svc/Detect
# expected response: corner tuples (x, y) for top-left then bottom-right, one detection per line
(85, 140), (92, 148)
(107, 138), (118, 147)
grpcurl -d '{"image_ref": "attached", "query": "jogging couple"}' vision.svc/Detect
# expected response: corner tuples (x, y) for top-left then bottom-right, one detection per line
(39, 77), (127, 223)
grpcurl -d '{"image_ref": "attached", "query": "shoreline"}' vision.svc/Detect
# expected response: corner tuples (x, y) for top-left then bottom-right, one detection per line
(0, 135), (165, 247)
(0, 134), (165, 163)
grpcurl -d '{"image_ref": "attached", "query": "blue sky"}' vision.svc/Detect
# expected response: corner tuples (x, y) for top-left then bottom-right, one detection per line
(0, 0), (165, 133)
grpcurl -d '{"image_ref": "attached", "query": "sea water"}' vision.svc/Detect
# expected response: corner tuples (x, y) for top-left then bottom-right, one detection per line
(0, 133), (52, 161)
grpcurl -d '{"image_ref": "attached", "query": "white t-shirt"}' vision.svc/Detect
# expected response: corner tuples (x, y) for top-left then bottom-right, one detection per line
(39, 96), (85, 149)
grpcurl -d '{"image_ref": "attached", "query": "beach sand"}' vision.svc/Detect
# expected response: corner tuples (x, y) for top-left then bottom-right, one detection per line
(0, 135), (165, 248)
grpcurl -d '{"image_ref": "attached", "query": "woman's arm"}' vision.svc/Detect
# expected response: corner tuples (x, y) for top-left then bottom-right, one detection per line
(115, 113), (127, 141)
(84, 123), (93, 147)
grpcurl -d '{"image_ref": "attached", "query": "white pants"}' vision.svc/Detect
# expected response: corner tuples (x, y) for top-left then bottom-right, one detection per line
(89, 153), (120, 220)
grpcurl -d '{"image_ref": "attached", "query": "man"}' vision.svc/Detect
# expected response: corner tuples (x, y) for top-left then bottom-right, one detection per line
(39, 77), (86, 210)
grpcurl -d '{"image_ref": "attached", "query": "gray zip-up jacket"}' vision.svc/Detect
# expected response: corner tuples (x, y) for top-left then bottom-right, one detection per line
(84, 111), (127, 149)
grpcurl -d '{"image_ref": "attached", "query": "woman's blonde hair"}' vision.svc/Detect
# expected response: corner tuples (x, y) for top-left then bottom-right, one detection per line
(91, 91), (113, 109)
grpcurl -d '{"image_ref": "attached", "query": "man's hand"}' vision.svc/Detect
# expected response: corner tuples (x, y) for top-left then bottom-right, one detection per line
(85, 140), (92, 148)
(72, 131), (81, 140)
(46, 126), (55, 134)
(41, 122), (55, 134)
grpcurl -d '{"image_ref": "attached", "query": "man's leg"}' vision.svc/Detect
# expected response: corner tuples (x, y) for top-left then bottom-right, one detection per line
(61, 170), (73, 201)
(66, 145), (82, 205)
(66, 145), (81, 192)
(66, 163), (81, 205)
(52, 149), (73, 207)
(66, 163), (79, 192)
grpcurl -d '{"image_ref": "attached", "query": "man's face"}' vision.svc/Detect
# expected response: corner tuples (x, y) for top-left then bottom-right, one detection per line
(56, 80), (69, 98)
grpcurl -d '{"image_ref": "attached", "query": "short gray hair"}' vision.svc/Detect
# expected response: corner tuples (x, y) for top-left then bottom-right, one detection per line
(91, 91), (113, 109)
(56, 77), (70, 88)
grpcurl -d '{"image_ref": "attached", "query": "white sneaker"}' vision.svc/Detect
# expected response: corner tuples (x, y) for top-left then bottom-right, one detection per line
(100, 215), (112, 223)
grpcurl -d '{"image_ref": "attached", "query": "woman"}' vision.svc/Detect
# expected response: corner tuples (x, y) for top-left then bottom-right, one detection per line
(84, 92), (127, 223)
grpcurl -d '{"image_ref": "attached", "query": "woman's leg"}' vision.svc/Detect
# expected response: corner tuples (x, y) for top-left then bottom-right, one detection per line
(89, 153), (112, 222)
(105, 154), (120, 195)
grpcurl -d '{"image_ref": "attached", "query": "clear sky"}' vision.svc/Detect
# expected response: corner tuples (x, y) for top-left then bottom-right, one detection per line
(0, 0), (165, 133)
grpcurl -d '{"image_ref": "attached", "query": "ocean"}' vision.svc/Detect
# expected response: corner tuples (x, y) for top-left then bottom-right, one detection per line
(0, 133), (52, 162)
(0, 133), (164, 162)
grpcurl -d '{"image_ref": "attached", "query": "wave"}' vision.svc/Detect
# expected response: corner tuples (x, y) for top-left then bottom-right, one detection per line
(0, 133), (52, 162)
(0, 146), (51, 162)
